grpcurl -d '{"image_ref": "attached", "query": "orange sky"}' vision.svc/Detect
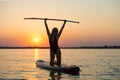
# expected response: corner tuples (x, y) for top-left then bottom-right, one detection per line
(0, 0), (120, 47)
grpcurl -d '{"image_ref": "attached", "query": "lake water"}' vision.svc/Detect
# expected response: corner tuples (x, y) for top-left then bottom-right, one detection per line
(0, 49), (120, 80)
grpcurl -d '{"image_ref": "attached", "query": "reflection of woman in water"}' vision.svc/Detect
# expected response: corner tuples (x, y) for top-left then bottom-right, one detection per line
(49, 71), (61, 80)
(44, 19), (66, 66)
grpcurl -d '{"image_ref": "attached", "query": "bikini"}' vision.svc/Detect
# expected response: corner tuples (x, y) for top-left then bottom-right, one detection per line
(49, 35), (59, 54)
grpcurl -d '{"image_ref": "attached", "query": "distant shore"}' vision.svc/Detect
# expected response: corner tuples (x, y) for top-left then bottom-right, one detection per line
(0, 46), (120, 49)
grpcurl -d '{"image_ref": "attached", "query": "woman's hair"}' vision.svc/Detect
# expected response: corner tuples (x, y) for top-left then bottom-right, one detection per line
(52, 27), (58, 35)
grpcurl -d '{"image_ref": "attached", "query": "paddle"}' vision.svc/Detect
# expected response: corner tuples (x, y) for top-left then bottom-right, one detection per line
(24, 18), (79, 24)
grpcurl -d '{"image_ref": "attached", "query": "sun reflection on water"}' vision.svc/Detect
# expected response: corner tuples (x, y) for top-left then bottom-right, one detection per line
(34, 49), (39, 60)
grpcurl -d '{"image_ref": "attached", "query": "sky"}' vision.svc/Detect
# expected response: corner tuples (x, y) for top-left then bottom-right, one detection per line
(0, 0), (120, 47)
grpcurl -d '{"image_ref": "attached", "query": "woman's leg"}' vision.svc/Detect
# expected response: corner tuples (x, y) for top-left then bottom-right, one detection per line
(50, 50), (55, 66)
(56, 49), (61, 66)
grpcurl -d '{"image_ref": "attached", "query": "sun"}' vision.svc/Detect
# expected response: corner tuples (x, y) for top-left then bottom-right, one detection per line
(32, 37), (41, 46)
(34, 37), (39, 43)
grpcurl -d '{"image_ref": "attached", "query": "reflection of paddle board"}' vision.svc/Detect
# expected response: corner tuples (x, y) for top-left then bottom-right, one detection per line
(36, 60), (80, 74)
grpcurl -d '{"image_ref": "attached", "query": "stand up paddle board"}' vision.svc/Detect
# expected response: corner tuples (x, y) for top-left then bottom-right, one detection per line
(36, 60), (80, 75)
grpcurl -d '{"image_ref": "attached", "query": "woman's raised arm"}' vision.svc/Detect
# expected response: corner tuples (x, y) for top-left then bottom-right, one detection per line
(44, 19), (50, 38)
(58, 20), (66, 38)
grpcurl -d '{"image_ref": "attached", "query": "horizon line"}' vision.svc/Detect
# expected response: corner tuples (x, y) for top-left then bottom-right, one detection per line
(0, 46), (120, 49)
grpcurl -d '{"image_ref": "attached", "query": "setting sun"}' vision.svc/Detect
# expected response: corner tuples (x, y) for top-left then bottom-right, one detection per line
(34, 37), (39, 43)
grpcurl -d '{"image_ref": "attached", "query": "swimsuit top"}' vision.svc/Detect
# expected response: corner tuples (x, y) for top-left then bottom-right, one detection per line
(49, 35), (59, 50)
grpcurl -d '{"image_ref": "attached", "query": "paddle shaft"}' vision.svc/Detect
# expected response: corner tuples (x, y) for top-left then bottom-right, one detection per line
(24, 18), (79, 24)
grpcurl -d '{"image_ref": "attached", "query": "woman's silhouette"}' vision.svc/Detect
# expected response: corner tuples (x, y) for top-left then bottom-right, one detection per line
(44, 19), (66, 66)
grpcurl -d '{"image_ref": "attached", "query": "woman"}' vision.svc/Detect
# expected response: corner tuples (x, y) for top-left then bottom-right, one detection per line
(44, 19), (66, 66)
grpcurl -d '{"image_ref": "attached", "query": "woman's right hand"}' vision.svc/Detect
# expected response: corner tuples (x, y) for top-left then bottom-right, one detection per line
(44, 18), (48, 21)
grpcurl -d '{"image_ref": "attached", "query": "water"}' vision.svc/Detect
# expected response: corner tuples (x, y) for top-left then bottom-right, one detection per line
(0, 49), (120, 80)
